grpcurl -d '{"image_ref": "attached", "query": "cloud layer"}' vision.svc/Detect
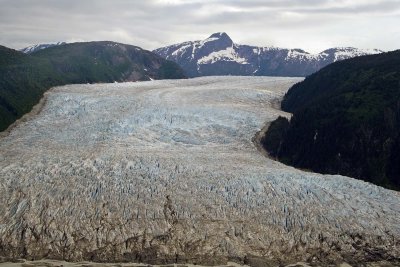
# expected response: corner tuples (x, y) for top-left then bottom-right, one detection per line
(1, 0), (399, 53)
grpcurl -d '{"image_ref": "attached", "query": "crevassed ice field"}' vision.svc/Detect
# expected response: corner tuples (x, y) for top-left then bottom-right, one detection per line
(0, 77), (399, 264)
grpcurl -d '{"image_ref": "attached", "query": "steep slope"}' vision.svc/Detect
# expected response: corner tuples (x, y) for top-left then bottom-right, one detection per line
(262, 50), (400, 190)
(154, 32), (382, 77)
(0, 77), (399, 266)
(20, 42), (66, 54)
(0, 42), (185, 132)
(0, 45), (27, 64)
(0, 46), (61, 132)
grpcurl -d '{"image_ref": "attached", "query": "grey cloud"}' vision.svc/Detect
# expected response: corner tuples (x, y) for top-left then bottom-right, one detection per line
(291, 1), (400, 15)
(0, 0), (399, 53)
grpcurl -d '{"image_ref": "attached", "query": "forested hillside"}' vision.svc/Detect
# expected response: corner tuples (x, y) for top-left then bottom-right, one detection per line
(263, 50), (400, 190)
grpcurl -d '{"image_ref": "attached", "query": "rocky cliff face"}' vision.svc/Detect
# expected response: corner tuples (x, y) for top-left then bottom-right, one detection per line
(0, 77), (399, 266)
(154, 32), (383, 77)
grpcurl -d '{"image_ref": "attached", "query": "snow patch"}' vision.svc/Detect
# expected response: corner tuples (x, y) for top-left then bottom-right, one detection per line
(198, 37), (219, 49)
(332, 47), (382, 62)
(285, 49), (323, 62)
(20, 42), (66, 54)
(198, 47), (249, 64)
(171, 44), (192, 57)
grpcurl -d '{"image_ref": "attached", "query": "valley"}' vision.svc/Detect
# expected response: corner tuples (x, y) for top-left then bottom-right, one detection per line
(0, 77), (399, 266)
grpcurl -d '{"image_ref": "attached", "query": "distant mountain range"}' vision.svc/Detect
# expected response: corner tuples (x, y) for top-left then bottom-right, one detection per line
(0, 41), (185, 131)
(20, 42), (67, 54)
(154, 32), (383, 77)
(20, 34), (383, 77)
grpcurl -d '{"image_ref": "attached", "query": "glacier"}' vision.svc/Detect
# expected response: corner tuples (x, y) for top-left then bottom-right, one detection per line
(0, 77), (399, 266)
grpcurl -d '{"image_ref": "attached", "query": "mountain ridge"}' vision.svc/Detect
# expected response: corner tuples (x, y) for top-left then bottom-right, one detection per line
(154, 32), (383, 77)
(20, 42), (67, 54)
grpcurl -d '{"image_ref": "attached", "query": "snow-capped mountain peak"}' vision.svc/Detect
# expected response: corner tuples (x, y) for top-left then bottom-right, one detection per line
(20, 42), (66, 54)
(154, 33), (384, 77)
(208, 32), (233, 43)
(154, 32), (248, 75)
(196, 32), (233, 52)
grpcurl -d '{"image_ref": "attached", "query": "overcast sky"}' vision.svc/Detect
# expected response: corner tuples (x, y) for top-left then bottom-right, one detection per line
(1, 0), (399, 53)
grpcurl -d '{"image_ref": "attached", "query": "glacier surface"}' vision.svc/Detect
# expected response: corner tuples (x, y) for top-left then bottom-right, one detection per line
(0, 77), (399, 265)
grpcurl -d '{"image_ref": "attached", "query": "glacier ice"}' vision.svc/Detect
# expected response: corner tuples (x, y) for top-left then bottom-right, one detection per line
(0, 76), (399, 264)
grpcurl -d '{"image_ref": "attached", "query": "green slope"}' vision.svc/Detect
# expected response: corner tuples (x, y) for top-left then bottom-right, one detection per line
(262, 50), (400, 190)
(0, 42), (186, 131)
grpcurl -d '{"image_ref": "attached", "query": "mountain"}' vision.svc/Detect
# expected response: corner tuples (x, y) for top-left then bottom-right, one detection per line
(154, 32), (383, 77)
(262, 50), (400, 190)
(20, 42), (66, 54)
(31, 41), (186, 83)
(0, 42), (186, 132)
(0, 45), (27, 64)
